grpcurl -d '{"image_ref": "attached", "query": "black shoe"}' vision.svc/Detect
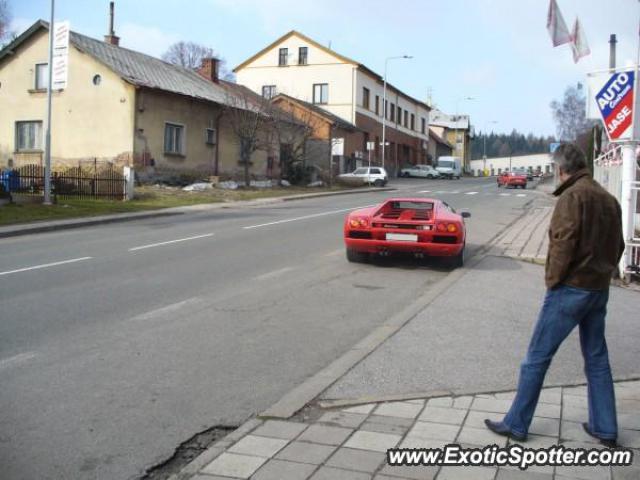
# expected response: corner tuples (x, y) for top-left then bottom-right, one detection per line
(484, 419), (527, 441)
(582, 423), (618, 448)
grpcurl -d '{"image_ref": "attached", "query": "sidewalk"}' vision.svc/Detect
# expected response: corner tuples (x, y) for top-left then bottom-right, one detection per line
(175, 194), (640, 479)
(179, 380), (639, 480)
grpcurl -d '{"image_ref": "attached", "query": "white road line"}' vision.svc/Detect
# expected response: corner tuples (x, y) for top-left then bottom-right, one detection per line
(129, 297), (202, 321)
(465, 191), (479, 195)
(516, 194), (527, 197)
(449, 191), (460, 194)
(0, 256), (93, 277)
(129, 233), (214, 252)
(499, 193), (512, 196)
(254, 266), (296, 281)
(418, 190), (432, 193)
(0, 352), (38, 371)
(243, 205), (376, 230)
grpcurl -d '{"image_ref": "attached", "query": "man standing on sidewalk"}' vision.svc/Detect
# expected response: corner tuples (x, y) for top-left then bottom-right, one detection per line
(485, 143), (626, 447)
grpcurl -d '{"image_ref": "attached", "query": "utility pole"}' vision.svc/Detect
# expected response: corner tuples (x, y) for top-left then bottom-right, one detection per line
(43, 0), (55, 205)
(609, 34), (617, 71)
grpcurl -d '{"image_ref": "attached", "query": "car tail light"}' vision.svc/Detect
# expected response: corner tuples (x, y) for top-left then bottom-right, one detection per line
(350, 217), (368, 228)
(447, 224), (458, 233)
(436, 223), (459, 233)
(436, 223), (447, 232)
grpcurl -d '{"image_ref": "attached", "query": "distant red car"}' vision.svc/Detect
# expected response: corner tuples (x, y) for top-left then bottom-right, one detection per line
(343, 198), (470, 267)
(497, 171), (527, 188)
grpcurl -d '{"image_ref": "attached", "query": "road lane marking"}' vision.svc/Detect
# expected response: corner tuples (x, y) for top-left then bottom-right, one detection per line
(516, 194), (527, 197)
(418, 190), (431, 193)
(129, 297), (202, 321)
(128, 233), (214, 252)
(499, 193), (512, 196)
(0, 352), (38, 371)
(254, 266), (296, 281)
(465, 191), (479, 195)
(243, 205), (376, 230)
(0, 256), (93, 277)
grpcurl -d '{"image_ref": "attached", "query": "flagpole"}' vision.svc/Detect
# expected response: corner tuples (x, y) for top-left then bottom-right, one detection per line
(43, 0), (55, 205)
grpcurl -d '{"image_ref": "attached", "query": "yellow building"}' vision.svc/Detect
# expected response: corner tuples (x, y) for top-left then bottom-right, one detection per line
(429, 110), (473, 172)
(0, 21), (276, 181)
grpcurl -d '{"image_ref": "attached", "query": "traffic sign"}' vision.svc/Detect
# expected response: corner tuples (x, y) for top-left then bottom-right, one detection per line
(595, 71), (634, 141)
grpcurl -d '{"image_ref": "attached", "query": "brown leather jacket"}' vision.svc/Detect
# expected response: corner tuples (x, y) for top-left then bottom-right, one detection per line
(545, 169), (625, 290)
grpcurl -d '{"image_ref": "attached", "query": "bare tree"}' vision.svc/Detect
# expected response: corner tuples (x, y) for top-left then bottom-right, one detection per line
(0, 0), (11, 44)
(223, 89), (274, 186)
(550, 83), (596, 142)
(162, 41), (235, 81)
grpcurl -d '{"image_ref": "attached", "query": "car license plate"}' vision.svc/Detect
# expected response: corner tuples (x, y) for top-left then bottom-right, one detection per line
(386, 233), (418, 242)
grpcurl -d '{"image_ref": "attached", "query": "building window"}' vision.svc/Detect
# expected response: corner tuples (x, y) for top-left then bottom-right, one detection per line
(390, 104), (395, 122)
(205, 128), (216, 145)
(15, 121), (43, 151)
(262, 85), (277, 99)
(397, 107), (402, 125)
(375, 96), (380, 115)
(384, 100), (388, 119)
(421, 117), (426, 134)
(298, 47), (308, 65)
(164, 123), (184, 154)
(411, 114), (415, 131)
(404, 110), (408, 127)
(279, 48), (288, 66)
(312, 83), (328, 104)
(35, 63), (48, 90)
(362, 87), (370, 110)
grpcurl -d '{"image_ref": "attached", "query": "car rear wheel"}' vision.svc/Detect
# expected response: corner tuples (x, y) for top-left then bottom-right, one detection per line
(449, 245), (465, 269)
(373, 179), (384, 187)
(522, 184), (527, 189)
(346, 248), (368, 263)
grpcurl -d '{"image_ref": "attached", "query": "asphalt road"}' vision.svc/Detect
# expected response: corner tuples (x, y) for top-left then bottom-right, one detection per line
(0, 177), (536, 480)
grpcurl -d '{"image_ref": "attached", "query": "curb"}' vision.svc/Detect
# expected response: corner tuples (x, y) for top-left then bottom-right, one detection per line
(0, 186), (396, 239)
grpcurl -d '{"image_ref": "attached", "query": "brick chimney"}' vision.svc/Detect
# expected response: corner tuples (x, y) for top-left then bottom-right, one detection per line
(198, 57), (220, 83)
(104, 1), (120, 46)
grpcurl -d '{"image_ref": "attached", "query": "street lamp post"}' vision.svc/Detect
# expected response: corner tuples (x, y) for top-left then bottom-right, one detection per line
(382, 55), (412, 174)
(43, 0), (55, 205)
(454, 96), (474, 173)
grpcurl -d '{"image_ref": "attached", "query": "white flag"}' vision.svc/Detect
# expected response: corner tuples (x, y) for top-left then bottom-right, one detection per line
(571, 18), (591, 63)
(547, 0), (572, 47)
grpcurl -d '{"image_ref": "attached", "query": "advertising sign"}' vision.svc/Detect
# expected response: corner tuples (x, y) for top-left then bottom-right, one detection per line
(594, 70), (634, 141)
(52, 21), (70, 90)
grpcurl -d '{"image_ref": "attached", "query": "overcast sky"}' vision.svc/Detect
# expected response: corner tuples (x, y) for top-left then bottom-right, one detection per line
(8, 0), (640, 137)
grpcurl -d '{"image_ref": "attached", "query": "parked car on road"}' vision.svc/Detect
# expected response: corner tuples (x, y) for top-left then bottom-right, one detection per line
(435, 156), (462, 179)
(338, 167), (388, 187)
(497, 171), (527, 188)
(343, 197), (470, 268)
(399, 165), (440, 179)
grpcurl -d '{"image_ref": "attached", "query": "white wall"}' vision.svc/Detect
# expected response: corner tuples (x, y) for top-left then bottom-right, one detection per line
(236, 33), (356, 122)
(469, 153), (554, 176)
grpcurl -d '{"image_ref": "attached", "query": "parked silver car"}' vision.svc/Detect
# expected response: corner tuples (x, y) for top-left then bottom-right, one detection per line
(399, 164), (440, 179)
(338, 167), (388, 187)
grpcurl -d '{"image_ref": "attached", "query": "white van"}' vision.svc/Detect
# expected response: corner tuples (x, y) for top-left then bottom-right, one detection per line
(435, 156), (462, 179)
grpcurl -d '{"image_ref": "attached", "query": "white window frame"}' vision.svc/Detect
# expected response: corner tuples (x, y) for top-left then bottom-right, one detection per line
(262, 85), (277, 99)
(164, 122), (185, 155)
(35, 63), (48, 90)
(15, 120), (44, 152)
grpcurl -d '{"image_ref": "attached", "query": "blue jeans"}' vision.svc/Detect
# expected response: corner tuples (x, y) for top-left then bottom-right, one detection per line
(503, 285), (617, 439)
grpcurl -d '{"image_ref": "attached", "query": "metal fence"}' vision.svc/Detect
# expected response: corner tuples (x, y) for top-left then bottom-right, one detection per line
(0, 164), (127, 200)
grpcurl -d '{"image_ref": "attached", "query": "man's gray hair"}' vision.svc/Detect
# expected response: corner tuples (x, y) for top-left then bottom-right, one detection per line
(552, 143), (587, 175)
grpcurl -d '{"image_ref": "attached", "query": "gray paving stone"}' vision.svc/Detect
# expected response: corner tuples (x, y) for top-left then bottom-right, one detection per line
(318, 411), (368, 429)
(227, 435), (288, 458)
(367, 415), (414, 428)
(562, 394), (588, 408)
(560, 421), (599, 444)
(612, 459), (640, 479)
(438, 466), (497, 479)
(408, 421), (460, 442)
(405, 399), (426, 407)
(564, 386), (588, 396)
(471, 397), (513, 414)
(202, 452), (267, 478)
(374, 401), (424, 419)
(398, 437), (449, 449)
(325, 447), (386, 473)
(494, 391), (516, 401)
(508, 433), (559, 449)
(538, 388), (562, 405)
(309, 466), (370, 480)
(528, 417), (560, 437)
(619, 428), (640, 448)
(342, 404), (376, 415)
(453, 396), (474, 410)
(555, 464), (611, 480)
(252, 420), (309, 440)
(427, 396), (454, 408)
(534, 402), (561, 419)
(619, 412), (640, 430)
(496, 468), (553, 479)
(419, 406), (467, 425)
(360, 419), (411, 436)
(377, 464), (439, 479)
(275, 441), (336, 465)
(343, 430), (401, 452)
(463, 410), (495, 429)
(616, 398), (640, 414)
(251, 459), (317, 480)
(297, 425), (353, 446)
(456, 425), (508, 447)
(562, 405), (589, 423)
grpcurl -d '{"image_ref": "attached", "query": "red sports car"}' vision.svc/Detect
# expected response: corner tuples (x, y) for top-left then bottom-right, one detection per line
(497, 171), (527, 188)
(343, 198), (470, 267)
